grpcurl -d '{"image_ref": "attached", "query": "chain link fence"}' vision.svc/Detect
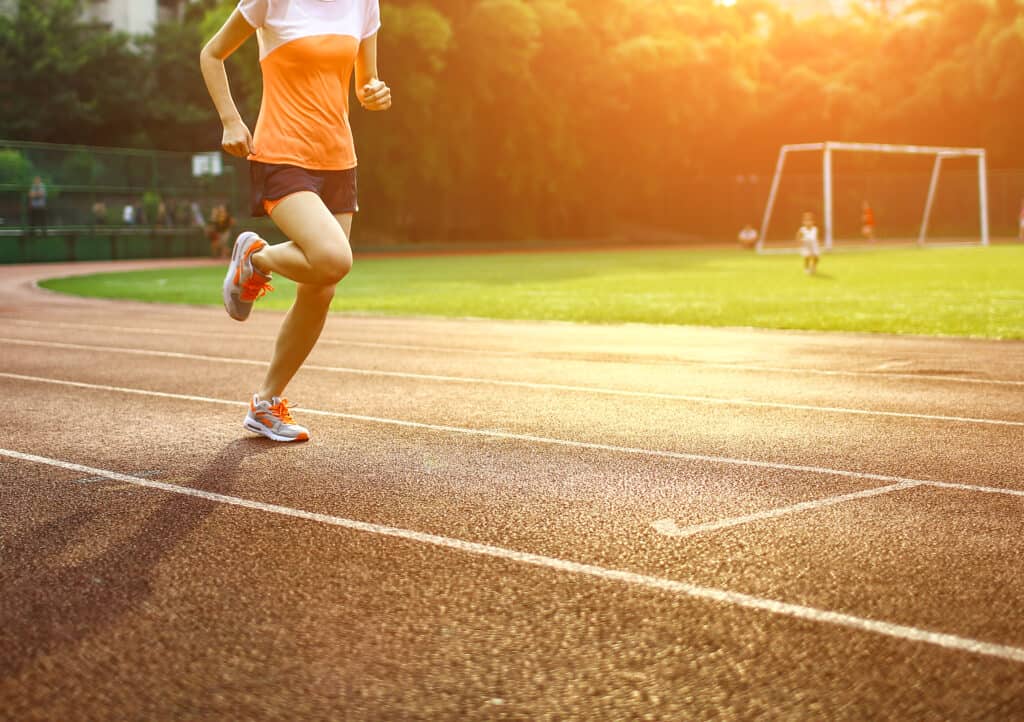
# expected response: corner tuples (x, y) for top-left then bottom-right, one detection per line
(2, 139), (1022, 263)
(0, 139), (245, 263)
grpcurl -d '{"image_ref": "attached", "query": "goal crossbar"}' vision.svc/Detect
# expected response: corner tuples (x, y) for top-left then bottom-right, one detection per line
(757, 141), (989, 252)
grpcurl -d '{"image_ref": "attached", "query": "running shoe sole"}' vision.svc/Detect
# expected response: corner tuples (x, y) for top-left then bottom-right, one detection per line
(243, 417), (310, 443)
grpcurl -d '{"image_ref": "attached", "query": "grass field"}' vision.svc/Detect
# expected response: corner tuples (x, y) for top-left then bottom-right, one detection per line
(39, 245), (1024, 339)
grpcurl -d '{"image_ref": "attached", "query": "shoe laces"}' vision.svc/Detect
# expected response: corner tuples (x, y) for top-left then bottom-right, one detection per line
(241, 272), (274, 302)
(269, 398), (297, 424)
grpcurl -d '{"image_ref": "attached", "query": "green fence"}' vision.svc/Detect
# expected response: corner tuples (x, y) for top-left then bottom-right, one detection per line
(0, 139), (244, 264)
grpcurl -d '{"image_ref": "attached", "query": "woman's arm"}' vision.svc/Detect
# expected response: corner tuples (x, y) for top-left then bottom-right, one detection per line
(199, 10), (258, 157)
(354, 33), (392, 111)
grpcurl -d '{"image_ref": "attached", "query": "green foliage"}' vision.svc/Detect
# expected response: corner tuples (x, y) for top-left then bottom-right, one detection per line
(0, 149), (34, 187)
(57, 149), (105, 186)
(0, 0), (146, 144)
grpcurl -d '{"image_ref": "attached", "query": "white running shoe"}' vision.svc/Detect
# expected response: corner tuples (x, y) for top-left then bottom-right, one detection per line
(223, 231), (272, 322)
(244, 395), (310, 442)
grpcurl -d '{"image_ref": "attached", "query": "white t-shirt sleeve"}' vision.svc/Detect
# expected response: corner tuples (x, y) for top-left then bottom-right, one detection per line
(362, 0), (381, 38)
(237, 0), (268, 28)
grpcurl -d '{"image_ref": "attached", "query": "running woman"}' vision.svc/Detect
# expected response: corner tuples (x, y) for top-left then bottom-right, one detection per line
(200, 0), (391, 442)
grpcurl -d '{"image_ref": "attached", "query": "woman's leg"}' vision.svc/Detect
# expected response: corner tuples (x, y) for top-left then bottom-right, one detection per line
(250, 192), (353, 287)
(257, 280), (337, 400)
(254, 197), (353, 400)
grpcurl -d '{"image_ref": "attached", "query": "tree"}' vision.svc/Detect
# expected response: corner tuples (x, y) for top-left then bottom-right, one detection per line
(1, 0), (1022, 240)
(0, 0), (146, 145)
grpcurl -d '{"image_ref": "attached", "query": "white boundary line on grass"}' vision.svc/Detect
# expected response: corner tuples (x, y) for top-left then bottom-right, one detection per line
(4, 317), (1022, 387)
(3, 371), (1023, 502)
(5, 337), (1022, 428)
(4, 447), (1024, 665)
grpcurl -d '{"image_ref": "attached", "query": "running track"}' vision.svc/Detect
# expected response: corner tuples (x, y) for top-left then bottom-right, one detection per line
(2, 259), (1023, 719)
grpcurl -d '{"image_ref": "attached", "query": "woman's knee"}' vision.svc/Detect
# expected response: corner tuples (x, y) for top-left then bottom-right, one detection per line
(307, 234), (352, 285)
(297, 282), (337, 306)
(320, 248), (352, 285)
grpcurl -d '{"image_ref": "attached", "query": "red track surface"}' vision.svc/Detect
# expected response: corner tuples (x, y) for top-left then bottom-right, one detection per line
(2, 259), (1023, 719)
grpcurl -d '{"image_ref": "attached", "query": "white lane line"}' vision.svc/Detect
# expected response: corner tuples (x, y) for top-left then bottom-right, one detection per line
(0, 318), (522, 356)
(652, 481), (923, 538)
(4, 317), (1022, 388)
(3, 371), (1023, 499)
(5, 337), (1021, 428)
(74, 469), (162, 485)
(4, 447), (1024, 666)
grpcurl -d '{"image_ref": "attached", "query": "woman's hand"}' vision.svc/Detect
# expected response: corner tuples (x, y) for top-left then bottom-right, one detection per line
(358, 79), (392, 111)
(222, 120), (254, 158)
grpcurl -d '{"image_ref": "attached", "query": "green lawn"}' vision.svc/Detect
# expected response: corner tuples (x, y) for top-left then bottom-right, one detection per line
(38, 246), (1024, 339)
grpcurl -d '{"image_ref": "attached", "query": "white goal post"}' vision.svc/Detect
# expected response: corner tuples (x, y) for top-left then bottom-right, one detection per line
(757, 141), (989, 252)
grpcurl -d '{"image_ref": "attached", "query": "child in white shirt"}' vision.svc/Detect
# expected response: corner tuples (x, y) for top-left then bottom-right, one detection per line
(797, 212), (820, 275)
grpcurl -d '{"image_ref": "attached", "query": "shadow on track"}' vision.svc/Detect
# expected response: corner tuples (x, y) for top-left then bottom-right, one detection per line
(0, 438), (273, 678)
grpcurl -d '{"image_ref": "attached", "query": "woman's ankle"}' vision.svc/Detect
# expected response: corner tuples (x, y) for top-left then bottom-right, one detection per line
(251, 249), (271, 275)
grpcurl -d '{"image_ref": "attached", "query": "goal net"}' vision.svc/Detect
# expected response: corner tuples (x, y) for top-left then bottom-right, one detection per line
(756, 142), (990, 253)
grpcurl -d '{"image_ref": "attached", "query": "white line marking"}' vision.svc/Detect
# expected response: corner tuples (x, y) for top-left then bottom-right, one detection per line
(5, 337), (1021, 428)
(652, 481), (923, 538)
(3, 371), (1023, 498)
(5, 317), (1022, 387)
(0, 318), (522, 356)
(3, 448), (1024, 665)
(74, 469), (162, 484)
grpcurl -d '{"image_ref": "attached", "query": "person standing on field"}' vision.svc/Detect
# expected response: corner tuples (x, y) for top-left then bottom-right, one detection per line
(797, 211), (821, 276)
(200, 0), (391, 442)
(861, 200), (876, 242)
(1018, 199), (1024, 242)
(207, 203), (234, 259)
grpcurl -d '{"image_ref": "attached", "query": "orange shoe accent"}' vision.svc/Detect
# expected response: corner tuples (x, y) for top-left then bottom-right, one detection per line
(240, 270), (274, 303)
(270, 398), (297, 424)
(295, 432), (309, 442)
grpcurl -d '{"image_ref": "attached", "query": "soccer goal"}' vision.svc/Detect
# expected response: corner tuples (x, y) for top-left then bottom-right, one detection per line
(757, 142), (990, 253)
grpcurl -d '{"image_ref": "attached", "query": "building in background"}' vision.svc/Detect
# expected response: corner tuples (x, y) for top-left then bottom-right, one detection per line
(80, 0), (189, 35)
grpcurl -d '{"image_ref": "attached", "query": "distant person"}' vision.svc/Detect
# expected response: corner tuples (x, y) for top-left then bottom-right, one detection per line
(27, 176), (47, 235)
(200, 0), (390, 442)
(92, 201), (108, 225)
(156, 200), (172, 227)
(174, 200), (191, 226)
(190, 200), (206, 227)
(738, 224), (758, 249)
(861, 200), (876, 242)
(207, 204), (234, 259)
(1018, 199), (1024, 243)
(797, 211), (820, 275)
(166, 199), (180, 226)
(122, 203), (135, 225)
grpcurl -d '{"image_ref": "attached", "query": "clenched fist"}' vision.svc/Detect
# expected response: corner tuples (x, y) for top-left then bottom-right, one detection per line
(221, 120), (254, 158)
(357, 79), (392, 111)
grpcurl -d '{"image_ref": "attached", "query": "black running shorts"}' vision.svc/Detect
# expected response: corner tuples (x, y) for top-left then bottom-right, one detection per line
(250, 161), (358, 217)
